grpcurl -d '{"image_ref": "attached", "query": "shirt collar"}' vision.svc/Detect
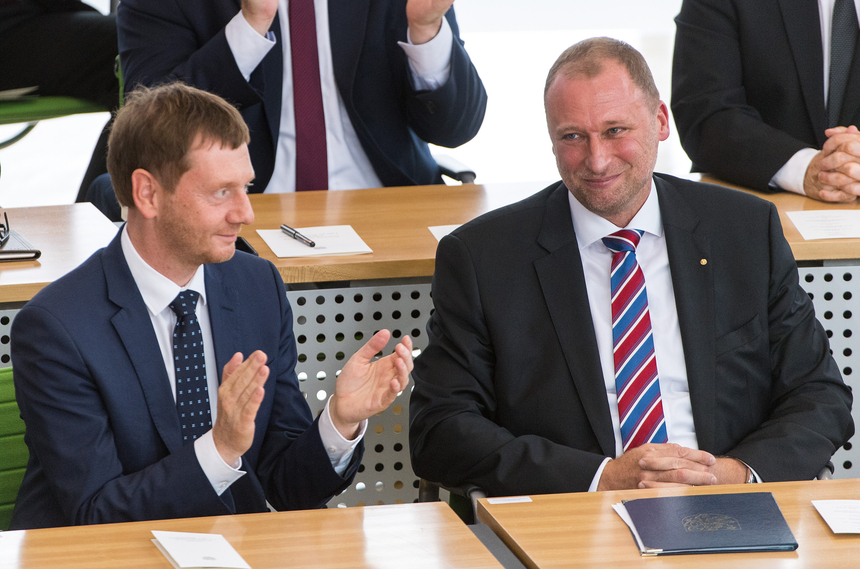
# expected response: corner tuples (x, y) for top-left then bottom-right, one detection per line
(120, 225), (208, 317)
(567, 178), (663, 249)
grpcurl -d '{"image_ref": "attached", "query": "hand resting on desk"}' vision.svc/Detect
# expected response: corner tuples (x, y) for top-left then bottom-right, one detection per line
(596, 443), (749, 491)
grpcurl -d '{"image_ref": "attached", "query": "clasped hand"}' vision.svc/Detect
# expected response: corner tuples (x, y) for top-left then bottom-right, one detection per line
(597, 443), (748, 491)
(805, 125), (860, 202)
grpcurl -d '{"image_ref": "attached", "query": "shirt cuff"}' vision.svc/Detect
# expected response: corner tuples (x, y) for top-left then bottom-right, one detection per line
(588, 457), (613, 492)
(319, 397), (366, 475)
(225, 10), (276, 81)
(397, 17), (453, 91)
(194, 430), (246, 496)
(770, 147), (819, 195)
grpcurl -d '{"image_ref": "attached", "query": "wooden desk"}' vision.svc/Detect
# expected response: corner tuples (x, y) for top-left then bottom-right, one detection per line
(243, 183), (539, 284)
(0, 203), (118, 304)
(478, 479), (860, 569)
(0, 502), (503, 569)
(700, 175), (860, 261)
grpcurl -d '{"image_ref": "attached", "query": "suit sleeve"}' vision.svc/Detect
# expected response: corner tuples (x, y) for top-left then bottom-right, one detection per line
(409, 234), (607, 497)
(252, 262), (362, 511)
(117, 0), (263, 109)
(403, 8), (487, 148)
(11, 305), (237, 526)
(670, 0), (814, 190)
(723, 204), (853, 480)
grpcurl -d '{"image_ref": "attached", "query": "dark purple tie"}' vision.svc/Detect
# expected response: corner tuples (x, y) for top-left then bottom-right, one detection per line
(290, 0), (328, 191)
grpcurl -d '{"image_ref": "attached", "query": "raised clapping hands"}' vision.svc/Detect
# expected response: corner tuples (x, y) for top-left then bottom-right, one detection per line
(211, 330), (412, 464)
(596, 443), (749, 491)
(406, 0), (455, 44)
(329, 330), (413, 439)
(242, 0), (279, 36)
(213, 350), (270, 465)
(804, 125), (860, 202)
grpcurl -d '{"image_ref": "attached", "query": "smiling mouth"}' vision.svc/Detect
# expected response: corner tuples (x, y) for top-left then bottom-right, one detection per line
(582, 173), (621, 186)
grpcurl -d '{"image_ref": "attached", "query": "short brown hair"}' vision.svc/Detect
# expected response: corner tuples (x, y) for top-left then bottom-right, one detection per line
(107, 82), (250, 208)
(544, 37), (660, 106)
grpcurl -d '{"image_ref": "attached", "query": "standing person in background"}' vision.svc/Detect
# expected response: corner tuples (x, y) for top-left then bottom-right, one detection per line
(87, 0), (487, 220)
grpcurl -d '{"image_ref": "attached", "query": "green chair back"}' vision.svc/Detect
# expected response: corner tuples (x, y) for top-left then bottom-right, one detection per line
(0, 97), (106, 151)
(0, 367), (26, 531)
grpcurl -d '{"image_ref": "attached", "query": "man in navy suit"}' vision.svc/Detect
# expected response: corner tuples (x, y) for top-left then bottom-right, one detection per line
(409, 37), (853, 497)
(87, 0), (487, 221)
(10, 82), (414, 529)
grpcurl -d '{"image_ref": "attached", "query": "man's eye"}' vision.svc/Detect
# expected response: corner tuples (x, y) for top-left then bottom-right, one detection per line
(608, 127), (623, 135)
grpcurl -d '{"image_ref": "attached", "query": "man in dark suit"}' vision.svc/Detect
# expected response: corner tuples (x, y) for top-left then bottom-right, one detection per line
(117, 0), (486, 192)
(10, 82), (413, 529)
(409, 37), (853, 496)
(672, 0), (860, 202)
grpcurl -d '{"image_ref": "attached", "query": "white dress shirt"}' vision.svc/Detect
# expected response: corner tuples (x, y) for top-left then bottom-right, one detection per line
(120, 227), (364, 496)
(569, 183), (694, 489)
(568, 183), (760, 489)
(224, 0), (453, 192)
(771, 0), (860, 194)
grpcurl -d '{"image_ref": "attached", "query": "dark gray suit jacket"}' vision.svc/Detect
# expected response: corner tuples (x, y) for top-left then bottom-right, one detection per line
(409, 175), (853, 496)
(672, 0), (860, 191)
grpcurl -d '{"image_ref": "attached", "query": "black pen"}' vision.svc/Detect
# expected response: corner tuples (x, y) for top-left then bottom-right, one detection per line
(280, 224), (316, 247)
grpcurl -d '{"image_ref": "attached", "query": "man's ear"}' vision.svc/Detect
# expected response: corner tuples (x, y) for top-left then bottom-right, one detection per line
(131, 169), (161, 219)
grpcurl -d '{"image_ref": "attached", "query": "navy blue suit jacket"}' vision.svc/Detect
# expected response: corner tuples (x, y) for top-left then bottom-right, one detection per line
(10, 233), (359, 529)
(410, 175), (854, 496)
(116, 0), (487, 191)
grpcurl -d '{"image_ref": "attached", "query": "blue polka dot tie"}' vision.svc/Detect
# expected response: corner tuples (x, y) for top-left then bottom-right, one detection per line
(602, 229), (668, 451)
(169, 290), (212, 444)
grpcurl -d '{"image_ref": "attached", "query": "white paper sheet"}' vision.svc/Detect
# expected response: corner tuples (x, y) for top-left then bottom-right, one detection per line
(786, 210), (860, 240)
(486, 496), (533, 504)
(812, 500), (860, 533)
(428, 225), (461, 241)
(151, 531), (251, 569)
(257, 225), (372, 257)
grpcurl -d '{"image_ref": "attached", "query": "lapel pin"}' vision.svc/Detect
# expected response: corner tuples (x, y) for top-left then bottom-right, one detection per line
(700, 259), (708, 266)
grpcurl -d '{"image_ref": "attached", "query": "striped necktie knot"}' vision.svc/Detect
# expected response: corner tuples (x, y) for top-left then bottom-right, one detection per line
(602, 229), (642, 254)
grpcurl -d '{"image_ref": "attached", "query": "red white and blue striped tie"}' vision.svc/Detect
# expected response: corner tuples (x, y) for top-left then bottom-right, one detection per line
(602, 229), (667, 451)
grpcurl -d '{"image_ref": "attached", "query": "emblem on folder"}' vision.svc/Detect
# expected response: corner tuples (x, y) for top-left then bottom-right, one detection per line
(682, 513), (741, 532)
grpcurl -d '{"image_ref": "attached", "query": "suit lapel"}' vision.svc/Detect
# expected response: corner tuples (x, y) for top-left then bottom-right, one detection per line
(204, 264), (240, 383)
(104, 234), (183, 453)
(328, 0), (370, 104)
(534, 184), (616, 457)
(654, 177), (717, 452)
(779, 0), (828, 145)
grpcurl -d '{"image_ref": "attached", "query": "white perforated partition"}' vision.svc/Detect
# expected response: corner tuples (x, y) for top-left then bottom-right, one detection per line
(286, 283), (434, 507)
(798, 265), (860, 478)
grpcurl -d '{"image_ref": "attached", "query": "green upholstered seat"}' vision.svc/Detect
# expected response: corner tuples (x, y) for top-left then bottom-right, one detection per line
(0, 367), (26, 531)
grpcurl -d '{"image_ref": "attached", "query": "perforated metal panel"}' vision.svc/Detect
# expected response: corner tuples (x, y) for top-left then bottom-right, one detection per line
(286, 283), (434, 507)
(798, 265), (860, 479)
(0, 308), (19, 367)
